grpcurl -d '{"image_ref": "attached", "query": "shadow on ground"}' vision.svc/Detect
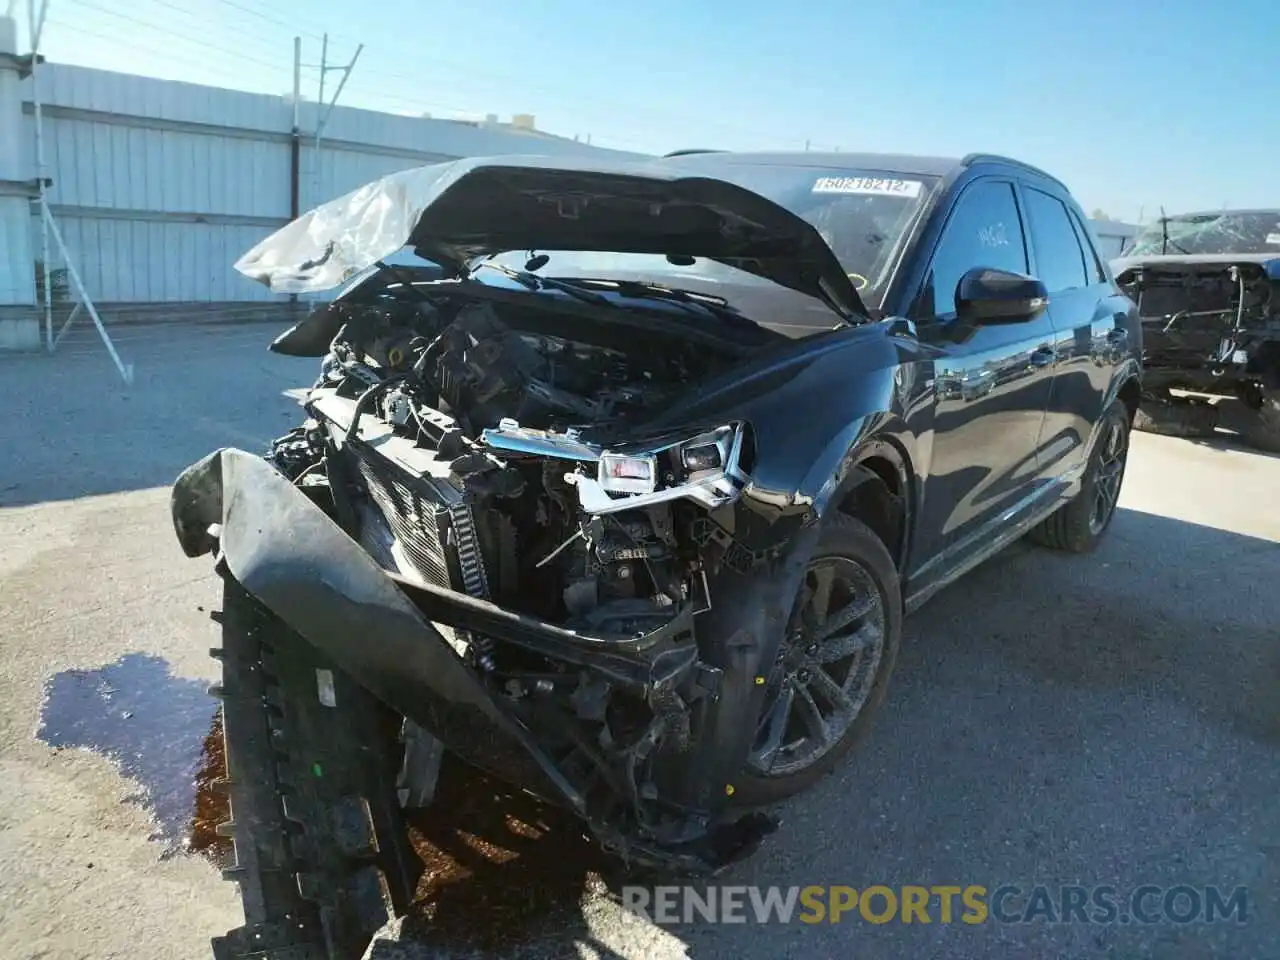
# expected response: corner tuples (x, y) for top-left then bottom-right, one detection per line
(375, 506), (1278, 958)
(1184, 430), (1280, 462)
(361, 756), (633, 959)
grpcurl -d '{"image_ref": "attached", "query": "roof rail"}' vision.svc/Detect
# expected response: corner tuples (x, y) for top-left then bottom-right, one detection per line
(960, 153), (1067, 190)
(663, 148), (726, 158)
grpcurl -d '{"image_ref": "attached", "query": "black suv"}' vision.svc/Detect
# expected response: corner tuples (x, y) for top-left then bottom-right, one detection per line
(172, 151), (1142, 960)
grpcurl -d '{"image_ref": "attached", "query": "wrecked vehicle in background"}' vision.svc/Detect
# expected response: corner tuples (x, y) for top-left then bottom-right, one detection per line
(171, 151), (1141, 959)
(1111, 209), (1280, 451)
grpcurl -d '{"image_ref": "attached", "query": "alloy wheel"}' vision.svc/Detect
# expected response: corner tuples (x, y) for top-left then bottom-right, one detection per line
(746, 556), (887, 779)
(1089, 418), (1128, 535)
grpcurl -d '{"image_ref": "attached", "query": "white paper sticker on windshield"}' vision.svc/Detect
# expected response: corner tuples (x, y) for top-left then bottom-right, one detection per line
(1265, 232), (1280, 245)
(812, 176), (923, 198)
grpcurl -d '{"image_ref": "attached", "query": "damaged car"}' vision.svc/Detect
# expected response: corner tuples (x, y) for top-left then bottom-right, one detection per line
(171, 151), (1142, 959)
(1111, 209), (1280, 451)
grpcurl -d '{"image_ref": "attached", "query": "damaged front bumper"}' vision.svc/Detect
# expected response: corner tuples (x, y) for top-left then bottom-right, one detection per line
(172, 446), (780, 873)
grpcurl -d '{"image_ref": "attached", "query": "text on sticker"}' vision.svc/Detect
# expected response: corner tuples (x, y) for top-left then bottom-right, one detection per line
(1266, 233), (1280, 245)
(813, 177), (923, 198)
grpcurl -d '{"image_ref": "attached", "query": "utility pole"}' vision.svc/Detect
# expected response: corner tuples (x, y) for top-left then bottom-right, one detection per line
(17, 0), (132, 379)
(287, 35), (300, 307)
(290, 36), (300, 219)
(308, 33), (363, 209)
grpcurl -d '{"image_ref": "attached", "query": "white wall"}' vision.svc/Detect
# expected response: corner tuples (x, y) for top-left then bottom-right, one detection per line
(1089, 219), (1139, 259)
(16, 63), (648, 304)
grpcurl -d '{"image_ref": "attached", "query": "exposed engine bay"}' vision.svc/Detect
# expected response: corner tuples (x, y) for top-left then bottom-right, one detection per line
(1114, 260), (1280, 396)
(278, 289), (749, 625)
(264, 282), (782, 862)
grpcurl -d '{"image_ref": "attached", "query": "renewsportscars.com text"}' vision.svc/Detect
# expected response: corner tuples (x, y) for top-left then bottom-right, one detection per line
(621, 884), (1249, 926)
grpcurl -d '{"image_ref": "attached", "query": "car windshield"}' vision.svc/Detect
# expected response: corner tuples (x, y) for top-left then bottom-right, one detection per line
(487, 165), (939, 310)
(1126, 211), (1280, 256)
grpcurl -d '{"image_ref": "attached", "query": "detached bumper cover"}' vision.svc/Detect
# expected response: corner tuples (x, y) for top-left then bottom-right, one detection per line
(171, 447), (778, 871)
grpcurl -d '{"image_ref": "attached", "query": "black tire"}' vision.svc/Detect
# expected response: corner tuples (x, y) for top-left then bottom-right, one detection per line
(211, 574), (421, 960)
(1029, 399), (1130, 553)
(1236, 390), (1280, 454)
(1132, 396), (1219, 438)
(734, 513), (902, 807)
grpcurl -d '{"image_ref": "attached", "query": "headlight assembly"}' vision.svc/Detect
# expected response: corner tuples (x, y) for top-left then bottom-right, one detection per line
(571, 423), (748, 515)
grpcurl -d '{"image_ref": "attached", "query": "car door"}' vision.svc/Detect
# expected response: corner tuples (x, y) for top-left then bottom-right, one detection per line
(1019, 186), (1128, 479)
(909, 179), (1058, 569)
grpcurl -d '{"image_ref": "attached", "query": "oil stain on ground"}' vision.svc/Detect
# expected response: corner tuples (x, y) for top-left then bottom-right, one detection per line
(36, 651), (233, 866)
(387, 754), (627, 956)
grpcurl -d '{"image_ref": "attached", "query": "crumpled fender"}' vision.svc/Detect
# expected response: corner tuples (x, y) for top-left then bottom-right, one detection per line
(661, 519), (821, 810)
(170, 447), (583, 812)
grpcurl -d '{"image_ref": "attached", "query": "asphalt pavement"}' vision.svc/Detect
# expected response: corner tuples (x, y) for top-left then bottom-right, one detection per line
(1, 324), (1276, 960)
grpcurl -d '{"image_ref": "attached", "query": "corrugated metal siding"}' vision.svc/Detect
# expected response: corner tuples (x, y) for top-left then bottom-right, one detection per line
(36, 114), (290, 216)
(16, 63), (648, 305)
(0, 200), (36, 303)
(50, 216), (281, 301)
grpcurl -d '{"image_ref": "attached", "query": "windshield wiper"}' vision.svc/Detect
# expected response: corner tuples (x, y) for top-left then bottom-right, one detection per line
(551, 277), (761, 328)
(472, 261), (612, 307)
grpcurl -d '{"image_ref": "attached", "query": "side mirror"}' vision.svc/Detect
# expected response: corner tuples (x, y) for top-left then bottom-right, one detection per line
(955, 267), (1049, 325)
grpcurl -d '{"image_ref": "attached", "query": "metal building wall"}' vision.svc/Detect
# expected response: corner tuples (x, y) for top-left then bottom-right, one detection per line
(1089, 219), (1139, 260)
(17, 63), (646, 307)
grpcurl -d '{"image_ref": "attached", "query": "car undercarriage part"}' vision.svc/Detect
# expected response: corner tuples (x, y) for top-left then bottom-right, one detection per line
(1115, 260), (1280, 451)
(211, 577), (420, 960)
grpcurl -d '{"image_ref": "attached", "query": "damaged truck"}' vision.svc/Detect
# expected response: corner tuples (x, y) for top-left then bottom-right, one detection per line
(171, 151), (1143, 959)
(1111, 209), (1280, 451)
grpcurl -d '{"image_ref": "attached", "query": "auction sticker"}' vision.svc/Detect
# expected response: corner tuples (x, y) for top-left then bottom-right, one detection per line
(1266, 232), (1280, 245)
(813, 176), (923, 198)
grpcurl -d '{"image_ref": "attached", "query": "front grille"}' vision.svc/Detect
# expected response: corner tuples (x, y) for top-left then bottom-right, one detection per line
(348, 443), (460, 590)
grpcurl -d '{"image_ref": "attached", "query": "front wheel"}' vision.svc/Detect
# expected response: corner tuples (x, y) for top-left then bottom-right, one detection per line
(735, 513), (902, 807)
(1029, 398), (1131, 553)
(1233, 388), (1280, 454)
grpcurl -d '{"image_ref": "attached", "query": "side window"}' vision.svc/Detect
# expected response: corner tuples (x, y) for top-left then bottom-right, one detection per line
(922, 181), (1028, 317)
(1068, 208), (1107, 283)
(1023, 188), (1089, 293)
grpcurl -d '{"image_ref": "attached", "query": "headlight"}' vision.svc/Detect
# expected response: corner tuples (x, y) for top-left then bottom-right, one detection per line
(598, 452), (658, 495)
(571, 423), (748, 515)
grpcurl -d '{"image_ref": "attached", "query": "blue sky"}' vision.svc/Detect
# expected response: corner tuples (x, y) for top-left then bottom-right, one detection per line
(19, 0), (1280, 222)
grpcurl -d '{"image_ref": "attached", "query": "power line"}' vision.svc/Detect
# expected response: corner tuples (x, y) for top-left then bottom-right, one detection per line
(44, 18), (290, 86)
(215, 0), (321, 39)
(49, 0), (835, 156)
(59, 0), (293, 74)
(125, 0), (312, 62)
(211, 0), (358, 59)
(348, 45), (802, 151)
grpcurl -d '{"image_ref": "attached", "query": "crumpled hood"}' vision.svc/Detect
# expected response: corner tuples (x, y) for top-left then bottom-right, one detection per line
(233, 154), (866, 319)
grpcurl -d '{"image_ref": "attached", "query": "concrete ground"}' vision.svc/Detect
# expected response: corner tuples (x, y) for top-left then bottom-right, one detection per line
(0, 324), (1276, 960)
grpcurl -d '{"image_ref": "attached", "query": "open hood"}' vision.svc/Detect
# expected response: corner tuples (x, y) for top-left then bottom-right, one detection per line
(233, 155), (867, 320)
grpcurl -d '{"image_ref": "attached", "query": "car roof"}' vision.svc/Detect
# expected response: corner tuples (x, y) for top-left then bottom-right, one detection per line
(663, 150), (961, 178)
(662, 149), (1069, 193)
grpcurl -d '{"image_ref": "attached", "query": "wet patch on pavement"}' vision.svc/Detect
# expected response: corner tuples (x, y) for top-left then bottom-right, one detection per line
(36, 652), (232, 866)
(387, 755), (623, 955)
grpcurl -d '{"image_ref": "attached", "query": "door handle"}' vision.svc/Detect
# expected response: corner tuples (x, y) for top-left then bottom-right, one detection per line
(1030, 346), (1056, 367)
